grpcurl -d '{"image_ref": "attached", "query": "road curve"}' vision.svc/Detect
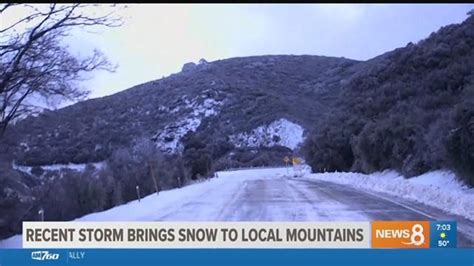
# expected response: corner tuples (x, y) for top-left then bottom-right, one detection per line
(156, 173), (474, 247)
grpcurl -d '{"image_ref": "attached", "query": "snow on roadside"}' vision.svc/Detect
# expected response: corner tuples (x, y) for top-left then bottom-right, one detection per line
(306, 170), (474, 221)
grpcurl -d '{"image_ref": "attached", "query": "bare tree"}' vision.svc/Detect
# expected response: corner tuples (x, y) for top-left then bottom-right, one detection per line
(132, 137), (163, 195)
(0, 4), (122, 137)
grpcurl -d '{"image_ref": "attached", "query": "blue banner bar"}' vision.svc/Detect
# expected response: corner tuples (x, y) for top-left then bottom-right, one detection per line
(0, 249), (473, 266)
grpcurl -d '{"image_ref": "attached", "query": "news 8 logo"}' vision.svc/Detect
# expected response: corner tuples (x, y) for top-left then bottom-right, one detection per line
(430, 221), (457, 248)
(371, 221), (431, 248)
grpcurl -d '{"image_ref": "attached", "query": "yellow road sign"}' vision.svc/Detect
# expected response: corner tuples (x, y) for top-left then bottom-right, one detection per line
(292, 157), (302, 166)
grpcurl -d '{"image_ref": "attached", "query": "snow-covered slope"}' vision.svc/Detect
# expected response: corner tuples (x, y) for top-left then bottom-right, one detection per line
(152, 95), (224, 153)
(229, 118), (305, 150)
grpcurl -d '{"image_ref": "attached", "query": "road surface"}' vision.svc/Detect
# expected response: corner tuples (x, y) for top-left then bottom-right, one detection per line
(155, 169), (474, 247)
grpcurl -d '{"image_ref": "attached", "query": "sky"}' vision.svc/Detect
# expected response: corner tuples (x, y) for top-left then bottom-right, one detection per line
(4, 4), (474, 100)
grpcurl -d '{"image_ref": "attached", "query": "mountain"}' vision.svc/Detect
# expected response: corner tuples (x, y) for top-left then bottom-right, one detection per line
(3, 55), (359, 166)
(1, 14), (473, 240)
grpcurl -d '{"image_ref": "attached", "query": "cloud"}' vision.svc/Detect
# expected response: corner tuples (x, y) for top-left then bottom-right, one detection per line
(4, 4), (473, 99)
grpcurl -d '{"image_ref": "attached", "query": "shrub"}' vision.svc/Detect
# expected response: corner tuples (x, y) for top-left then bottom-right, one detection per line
(30, 166), (44, 177)
(446, 101), (474, 186)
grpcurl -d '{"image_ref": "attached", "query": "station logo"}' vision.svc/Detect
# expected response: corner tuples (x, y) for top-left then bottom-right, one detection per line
(31, 250), (60, 261)
(371, 221), (430, 248)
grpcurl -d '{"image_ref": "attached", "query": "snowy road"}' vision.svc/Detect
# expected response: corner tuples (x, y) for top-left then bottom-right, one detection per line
(153, 170), (474, 247)
(1, 167), (473, 248)
(157, 173), (372, 221)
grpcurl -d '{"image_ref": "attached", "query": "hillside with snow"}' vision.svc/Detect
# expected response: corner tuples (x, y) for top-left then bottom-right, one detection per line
(3, 55), (356, 168)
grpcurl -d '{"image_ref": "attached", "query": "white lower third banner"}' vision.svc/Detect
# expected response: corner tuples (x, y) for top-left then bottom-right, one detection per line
(23, 221), (371, 248)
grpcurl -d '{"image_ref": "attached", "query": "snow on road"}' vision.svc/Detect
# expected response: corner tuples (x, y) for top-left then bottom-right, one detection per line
(79, 167), (367, 222)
